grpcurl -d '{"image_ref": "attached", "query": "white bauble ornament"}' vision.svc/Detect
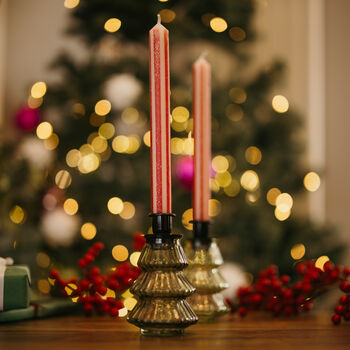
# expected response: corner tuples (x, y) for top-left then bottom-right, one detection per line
(41, 208), (81, 247)
(104, 74), (142, 110)
(219, 262), (248, 300)
(18, 136), (54, 169)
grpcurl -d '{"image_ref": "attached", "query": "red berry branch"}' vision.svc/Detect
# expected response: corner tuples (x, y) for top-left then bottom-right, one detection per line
(49, 233), (146, 317)
(226, 260), (350, 325)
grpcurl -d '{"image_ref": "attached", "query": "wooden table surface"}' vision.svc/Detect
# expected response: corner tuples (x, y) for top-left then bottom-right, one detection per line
(0, 313), (349, 350)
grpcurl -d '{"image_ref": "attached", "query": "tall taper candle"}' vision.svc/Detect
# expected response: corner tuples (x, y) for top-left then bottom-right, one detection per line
(149, 14), (171, 214)
(193, 55), (211, 221)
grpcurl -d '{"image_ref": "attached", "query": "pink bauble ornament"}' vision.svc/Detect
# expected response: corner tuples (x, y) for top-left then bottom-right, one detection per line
(175, 156), (194, 190)
(15, 106), (41, 131)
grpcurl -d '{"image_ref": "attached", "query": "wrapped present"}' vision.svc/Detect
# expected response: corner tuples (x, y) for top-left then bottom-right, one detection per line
(0, 257), (31, 311)
(0, 298), (80, 323)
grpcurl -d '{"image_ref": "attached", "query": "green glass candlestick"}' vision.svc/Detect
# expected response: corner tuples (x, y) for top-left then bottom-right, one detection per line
(127, 214), (198, 336)
(184, 221), (230, 322)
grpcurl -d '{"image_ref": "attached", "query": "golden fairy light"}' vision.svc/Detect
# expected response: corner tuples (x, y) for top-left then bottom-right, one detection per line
(38, 279), (50, 294)
(159, 9), (176, 23)
(64, 0), (79, 8)
(44, 133), (59, 150)
(224, 179), (240, 197)
(304, 172), (321, 192)
(171, 120), (187, 132)
(80, 143), (94, 155)
(226, 104), (244, 121)
(66, 149), (81, 167)
(28, 96), (43, 109)
(99, 123), (115, 139)
(91, 136), (108, 153)
(210, 17), (228, 32)
(120, 202), (135, 220)
(104, 18), (122, 33)
(226, 155), (237, 171)
(143, 131), (151, 147)
(209, 199), (221, 217)
(276, 193), (293, 212)
(36, 122), (53, 140)
(121, 108), (139, 124)
(171, 138), (183, 155)
(124, 297), (137, 311)
(73, 103), (85, 115)
(183, 136), (194, 155)
(210, 179), (220, 193)
(245, 146), (262, 165)
(112, 245), (129, 262)
(112, 135), (129, 153)
(215, 171), (232, 188)
(129, 252), (141, 267)
(90, 113), (106, 127)
(212, 155), (229, 173)
(95, 99), (111, 116)
(266, 188), (281, 205)
(126, 135), (141, 154)
(81, 222), (97, 240)
(172, 106), (190, 123)
(31, 81), (47, 98)
(229, 87), (247, 104)
(246, 192), (259, 204)
(182, 208), (193, 231)
(100, 146), (112, 161)
(272, 95), (289, 113)
(36, 252), (50, 268)
(290, 244), (306, 260)
(274, 207), (291, 221)
(158, 0), (168, 2)
(78, 153), (100, 173)
(240, 170), (259, 191)
(55, 170), (72, 189)
(9, 205), (25, 224)
(229, 27), (246, 41)
(107, 197), (124, 215)
(63, 198), (79, 215)
(315, 256), (330, 271)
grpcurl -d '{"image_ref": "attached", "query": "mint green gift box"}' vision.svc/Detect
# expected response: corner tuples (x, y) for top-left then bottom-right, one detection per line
(2, 265), (31, 311)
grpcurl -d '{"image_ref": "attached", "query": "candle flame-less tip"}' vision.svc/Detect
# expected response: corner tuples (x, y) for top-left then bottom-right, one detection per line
(157, 14), (161, 25)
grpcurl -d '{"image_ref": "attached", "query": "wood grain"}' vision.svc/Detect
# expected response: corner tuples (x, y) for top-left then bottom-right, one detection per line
(0, 313), (349, 350)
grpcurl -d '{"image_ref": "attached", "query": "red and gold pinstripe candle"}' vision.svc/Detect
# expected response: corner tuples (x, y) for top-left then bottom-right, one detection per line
(149, 15), (172, 214)
(193, 55), (211, 221)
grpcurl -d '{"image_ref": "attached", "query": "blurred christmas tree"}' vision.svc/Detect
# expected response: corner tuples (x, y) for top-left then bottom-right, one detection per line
(0, 0), (343, 280)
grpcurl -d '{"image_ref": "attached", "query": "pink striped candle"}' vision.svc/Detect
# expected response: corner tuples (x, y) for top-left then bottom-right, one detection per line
(193, 55), (211, 221)
(149, 15), (172, 214)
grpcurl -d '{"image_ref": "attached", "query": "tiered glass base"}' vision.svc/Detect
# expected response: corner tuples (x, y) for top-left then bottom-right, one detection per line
(127, 222), (198, 335)
(185, 238), (230, 322)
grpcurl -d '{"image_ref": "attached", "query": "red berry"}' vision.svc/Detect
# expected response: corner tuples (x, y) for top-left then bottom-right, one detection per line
(293, 282), (303, 291)
(49, 269), (59, 279)
(332, 314), (341, 325)
(84, 303), (93, 315)
(334, 305), (344, 315)
(339, 281), (350, 293)
(238, 307), (247, 317)
(110, 307), (119, 317)
(96, 285), (107, 295)
(90, 267), (100, 275)
(88, 248), (98, 256)
(339, 296), (347, 305)
(84, 254), (94, 263)
(330, 270), (339, 280)
(80, 279), (90, 290)
(302, 283), (312, 294)
(343, 267), (350, 276)
(344, 312), (350, 321)
(79, 258), (88, 268)
(115, 300), (124, 309)
(93, 242), (104, 251)
(250, 293), (262, 304)
(92, 276), (104, 285)
(281, 275), (291, 284)
(323, 261), (334, 272)
(284, 306), (293, 315)
(303, 302), (313, 311)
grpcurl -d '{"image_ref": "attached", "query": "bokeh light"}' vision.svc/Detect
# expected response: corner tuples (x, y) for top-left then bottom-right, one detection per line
(81, 222), (97, 240)
(226, 104), (244, 121)
(99, 123), (115, 139)
(274, 207), (291, 221)
(36, 252), (50, 268)
(245, 146), (262, 165)
(91, 136), (108, 153)
(172, 106), (190, 123)
(36, 122), (53, 140)
(240, 170), (259, 191)
(66, 149), (81, 167)
(112, 245), (129, 262)
(215, 171), (232, 188)
(55, 170), (72, 189)
(120, 202), (135, 220)
(143, 131), (150, 147)
(224, 179), (240, 197)
(107, 197), (124, 215)
(112, 135), (129, 153)
(44, 133), (59, 150)
(229, 87), (247, 104)
(95, 99), (111, 116)
(38, 279), (50, 294)
(159, 9), (176, 23)
(315, 256), (330, 271)
(104, 18), (121, 33)
(209, 199), (221, 217)
(304, 172), (321, 192)
(28, 96), (43, 109)
(9, 205), (25, 224)
(290, 244), (306, 260)
(121, 108), (139, 124)
(124, 297), (137, 311)
(272, 95), (289, 113)
(266, 188), (281, 205)
(31, 81), (47, 98)
(210, 17), (228, 32)
(64, 0), (79, 9)
(229, 27), (246, 41)
(63, 198), (79, 215)
(212, 155), (229, 173)
(276, 193), (293, 212)
(182, 208), (193, 231)
(129, 252), (141, 267)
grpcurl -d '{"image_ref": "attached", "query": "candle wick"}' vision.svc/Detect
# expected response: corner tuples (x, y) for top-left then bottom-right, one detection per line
(157, 14), (161, 25)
